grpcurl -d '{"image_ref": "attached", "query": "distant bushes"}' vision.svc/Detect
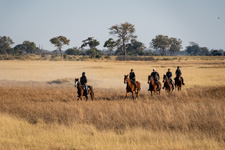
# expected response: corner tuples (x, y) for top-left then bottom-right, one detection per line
(116, 56), (155, 61)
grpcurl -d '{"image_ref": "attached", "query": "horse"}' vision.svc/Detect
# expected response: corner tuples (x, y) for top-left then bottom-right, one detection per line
(148, 75), (161, 96)
(74, 78), (94, 101)
(163, 74), (173, 92)
(174, 75), (182, 91)
(124, 75), (141, 100)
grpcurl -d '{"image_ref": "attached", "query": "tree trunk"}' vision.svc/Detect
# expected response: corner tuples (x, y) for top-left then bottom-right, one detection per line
(59, 47), (63, 59)
(123, 40), (126, 60)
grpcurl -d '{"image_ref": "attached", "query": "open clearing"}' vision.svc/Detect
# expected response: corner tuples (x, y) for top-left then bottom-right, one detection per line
(0, 58), (225, 150)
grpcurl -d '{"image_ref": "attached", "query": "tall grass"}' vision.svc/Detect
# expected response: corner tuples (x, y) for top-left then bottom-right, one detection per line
(0, 84), (224, 140)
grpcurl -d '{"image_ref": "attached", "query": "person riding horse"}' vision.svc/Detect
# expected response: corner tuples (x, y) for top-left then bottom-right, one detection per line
(175, 66), (185, 85)
(163, 68), (174, 90)
(129, 69), (136, 89)
(80, 72), (88, 94)
(150, 68), (160, 90)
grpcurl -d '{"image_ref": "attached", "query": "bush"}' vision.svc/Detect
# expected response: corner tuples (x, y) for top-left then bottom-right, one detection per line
(116, 56), (155, 61)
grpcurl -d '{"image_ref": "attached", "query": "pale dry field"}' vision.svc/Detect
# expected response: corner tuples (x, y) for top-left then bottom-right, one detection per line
(0, 58), (225, 150)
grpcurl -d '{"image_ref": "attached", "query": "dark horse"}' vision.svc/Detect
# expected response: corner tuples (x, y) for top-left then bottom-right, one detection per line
(148, 75), (161, 96)
(174, 75), (182, 91)
(163, 74), (173, 92)
(124, 75), (141, 100)
(74, 78), (94, 101)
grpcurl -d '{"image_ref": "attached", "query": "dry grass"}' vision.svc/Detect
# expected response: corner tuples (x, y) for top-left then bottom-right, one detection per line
(0, 59), (225, 149)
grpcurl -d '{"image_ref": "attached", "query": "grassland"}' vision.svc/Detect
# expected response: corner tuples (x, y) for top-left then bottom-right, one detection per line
(0, 57), (225, 149)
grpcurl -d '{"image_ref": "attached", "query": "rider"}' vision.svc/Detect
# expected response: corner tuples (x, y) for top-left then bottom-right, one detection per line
(80, 72), (88, 94)
(129, 69), (136, 89)
(163, 68), (174, 89)
(151, 68), (160, 89)
(175, 66), (185, 85)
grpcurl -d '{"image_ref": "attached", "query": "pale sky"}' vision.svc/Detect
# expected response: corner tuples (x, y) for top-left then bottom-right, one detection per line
(0, 0), (225, 51)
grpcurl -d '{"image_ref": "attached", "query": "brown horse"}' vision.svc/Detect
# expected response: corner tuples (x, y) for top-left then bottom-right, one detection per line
(163, 74), (173, 92)
(74, 78), (94, 101)
(124, 75), (141, 100)
(148, 75), (161, 96)
(174, 76), (182, 91)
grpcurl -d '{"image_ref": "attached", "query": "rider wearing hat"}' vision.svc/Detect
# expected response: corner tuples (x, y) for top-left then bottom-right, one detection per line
(175, 66), (185, 85)
(129, 69), (136, 89)
(80, 72), (88, 94)
(151, 68), (160, 89)
(163, 68), (174, 89)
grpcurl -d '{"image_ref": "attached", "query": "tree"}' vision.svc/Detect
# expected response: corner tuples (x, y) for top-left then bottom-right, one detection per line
(65, 47), (80, 55)
(186, 42), (209, 56)
(210, 49), (224, 56)
(81, 37), (100, 49)
(150, 35), (170, 55)
(168, 38), (182, 55)
(85, 48), (103, 58)
(104, 38), (116, 55)
(126, 39), (146, 55)
(0, 36), (14, 55)
(50, 36), (70, 58)
(109, 22), (137, 60)
(22, 41), (39, 54)
(13, 41), (40, 55)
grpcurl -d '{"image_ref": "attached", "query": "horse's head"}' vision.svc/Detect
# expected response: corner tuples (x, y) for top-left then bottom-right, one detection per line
(124, 74), (129, 84)
(148, 75), (153, 84)
(74, 78), (79, 87)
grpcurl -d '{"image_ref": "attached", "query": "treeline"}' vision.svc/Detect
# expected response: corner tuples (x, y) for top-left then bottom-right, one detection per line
(1, 22), (225, 60)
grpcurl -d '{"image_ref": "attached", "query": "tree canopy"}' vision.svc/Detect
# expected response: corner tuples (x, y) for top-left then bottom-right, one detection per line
(81, 37), (100, 49)
(50, 36), (70, 58)
(103, 38), (116, 55)
(109, 22), (137, 60)
(0, 36), (14, 54)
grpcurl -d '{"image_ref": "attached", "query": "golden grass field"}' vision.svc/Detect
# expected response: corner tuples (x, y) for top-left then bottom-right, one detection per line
(0, 57), (225, 150)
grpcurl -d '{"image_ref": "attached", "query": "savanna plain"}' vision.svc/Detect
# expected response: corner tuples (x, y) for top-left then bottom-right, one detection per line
(0, 56), (225, 150)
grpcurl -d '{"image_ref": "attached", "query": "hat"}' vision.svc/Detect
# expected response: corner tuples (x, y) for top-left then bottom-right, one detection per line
(153, 68), (156, 71)
(131, 69), (133, 71)
(82, 72), (85, 75)
(177, 66), (180, 68)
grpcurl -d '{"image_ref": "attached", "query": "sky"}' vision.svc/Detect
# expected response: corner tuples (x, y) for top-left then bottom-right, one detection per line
(0, 0), (225, 51)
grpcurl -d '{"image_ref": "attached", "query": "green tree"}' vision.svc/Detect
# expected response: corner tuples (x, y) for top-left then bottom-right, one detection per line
(109, 22), (137, 60)
(104, 38), (116, 55)
(65, 48), (80, 55)
(150, 35), (170, 55)
(81, 37), (100, 49)
(22, 41), (39, 54)
(126, 39), (146, 55)
(50, 36), (70, 58)
(85, 48), (103, 58)
(168, 38), (182, 55)
(0, 36), (14, 55)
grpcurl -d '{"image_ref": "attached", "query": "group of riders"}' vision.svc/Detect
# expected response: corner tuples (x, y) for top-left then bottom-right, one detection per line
(78, 66), (185, 94)
(129, 66), (185, 91)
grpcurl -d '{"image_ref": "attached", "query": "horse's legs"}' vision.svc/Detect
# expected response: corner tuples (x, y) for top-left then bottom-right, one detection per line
(132, 91), (134, 100)
(135, 90), (139, 100)
(125, 92), (128, 99)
